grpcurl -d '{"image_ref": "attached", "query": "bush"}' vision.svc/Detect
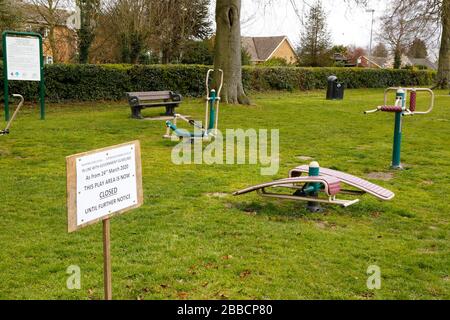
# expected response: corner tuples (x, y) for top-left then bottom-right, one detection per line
(415, 65), (429, 70)
(243, 67), (435, 91)
(0, 63), (436, 102)
(260, 57), (290, 67)
(241, 48), (252, 66)
(180, 40), (214, 65)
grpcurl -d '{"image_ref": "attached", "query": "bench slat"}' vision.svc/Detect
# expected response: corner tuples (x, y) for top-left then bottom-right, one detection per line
(127, 91), (171, 96)
(127, 92), (172, 100)
(139, 102), (179, 107)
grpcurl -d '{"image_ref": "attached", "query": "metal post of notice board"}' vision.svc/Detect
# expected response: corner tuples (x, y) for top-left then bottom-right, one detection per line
(2, 31), (45, 121)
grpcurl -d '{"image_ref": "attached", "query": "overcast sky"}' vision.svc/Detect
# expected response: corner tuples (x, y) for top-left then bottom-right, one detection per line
(209, 0), (440, 59)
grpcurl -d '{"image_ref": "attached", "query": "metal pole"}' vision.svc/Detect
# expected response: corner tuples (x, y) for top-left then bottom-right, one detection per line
(392, 112), (402, 169)
(366, 9), (375, 68)
(103, 218), (112, 300)
(392, 90), (405, 169)
(2, 32), (9, 121)
(38, 35), (45, 120)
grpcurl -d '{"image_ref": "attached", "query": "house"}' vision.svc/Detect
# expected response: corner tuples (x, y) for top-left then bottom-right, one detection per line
(333, 53), (357, 67)
(407, 57), (437, 70)
(357, 55), (401, 68)
(241, 36), (297, 65)
(357, 55), (437, 70)
(18, 3), (77, 63)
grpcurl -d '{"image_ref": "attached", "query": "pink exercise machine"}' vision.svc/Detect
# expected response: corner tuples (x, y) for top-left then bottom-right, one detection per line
(234, 162), (394, 212)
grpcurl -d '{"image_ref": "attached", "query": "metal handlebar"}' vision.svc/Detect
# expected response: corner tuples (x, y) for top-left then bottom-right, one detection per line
(364, 108), (380, 114)
(384, 87), (434, 115)
(206, 69), (224, 99)
(1, 94), (24, 136)
(365, 88), (435, 115)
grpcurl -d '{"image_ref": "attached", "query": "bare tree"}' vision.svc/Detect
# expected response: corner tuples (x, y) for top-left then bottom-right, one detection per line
(30, 0), (68, 63)
(0, 0), (22, 31)
(372, 42), (388, 58)
(387, 0), (449, 88)
(347, 45), (367, 64)
(103, 0), (152, 64)
(212, 0), (368, 105)
(152, 0), (211, 64)
(378, 2), (425, 69)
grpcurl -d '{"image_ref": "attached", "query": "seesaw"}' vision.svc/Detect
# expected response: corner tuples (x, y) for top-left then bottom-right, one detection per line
(164, 69), (224, 141)
(234, 162), (394, 212)
(1, 94), (24, 136)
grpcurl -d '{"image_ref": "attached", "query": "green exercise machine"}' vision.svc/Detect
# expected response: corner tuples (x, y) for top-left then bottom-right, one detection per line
(1, 94), (24, 136)
(164, 69), (224, 141)
(365, 87), (434, 169)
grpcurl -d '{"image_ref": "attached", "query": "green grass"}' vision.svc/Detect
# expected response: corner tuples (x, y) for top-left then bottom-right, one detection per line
(0, 89), (449, 300)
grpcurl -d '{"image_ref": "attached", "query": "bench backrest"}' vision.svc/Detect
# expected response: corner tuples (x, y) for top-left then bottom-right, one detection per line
(127, 91), (172, 101)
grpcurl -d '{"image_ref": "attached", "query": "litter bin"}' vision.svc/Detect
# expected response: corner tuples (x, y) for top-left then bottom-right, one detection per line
(326, 75), (344, 100)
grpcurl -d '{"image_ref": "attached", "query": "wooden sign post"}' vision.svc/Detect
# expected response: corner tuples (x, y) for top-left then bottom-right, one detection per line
(66, 141), (143, 300)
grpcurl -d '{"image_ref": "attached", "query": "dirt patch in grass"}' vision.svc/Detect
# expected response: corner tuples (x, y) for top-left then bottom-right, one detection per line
(205, 192), (229, 198)
(314, 220), (337, 230)
(366, 172), (394, 181)
(297, 156), (314, 161)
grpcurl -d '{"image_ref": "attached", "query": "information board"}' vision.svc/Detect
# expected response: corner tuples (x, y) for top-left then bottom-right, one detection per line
(67, 141), (143, 232)
(5, 36), (41, 81)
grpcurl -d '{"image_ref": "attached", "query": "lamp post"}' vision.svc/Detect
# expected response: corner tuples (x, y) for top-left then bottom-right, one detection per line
(366, 9), (375, 68)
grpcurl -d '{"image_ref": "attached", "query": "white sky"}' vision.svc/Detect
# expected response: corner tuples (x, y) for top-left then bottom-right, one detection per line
(209, 0), (439, 58)
(245, 0), (387, 48)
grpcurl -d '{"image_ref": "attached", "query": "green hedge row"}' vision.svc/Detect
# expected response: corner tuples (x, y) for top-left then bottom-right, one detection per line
(0, 63), (436, 102)
(243, 67), (436, 91)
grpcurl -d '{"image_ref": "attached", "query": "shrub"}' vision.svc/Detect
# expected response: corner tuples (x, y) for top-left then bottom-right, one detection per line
(260, 57), (290, 67)
(180, 40), (214, 65)
(0, 63), (436, 102)
(241, 48), (252, 66)
(415, 65), (429, 70)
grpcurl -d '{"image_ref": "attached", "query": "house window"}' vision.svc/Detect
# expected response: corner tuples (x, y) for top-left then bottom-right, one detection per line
(45, 56), (54, 65)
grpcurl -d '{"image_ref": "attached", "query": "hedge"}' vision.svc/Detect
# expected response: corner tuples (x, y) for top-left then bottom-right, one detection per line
(0, 63), (436, 102)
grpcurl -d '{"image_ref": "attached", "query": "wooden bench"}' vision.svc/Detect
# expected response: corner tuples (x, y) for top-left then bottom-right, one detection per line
(126, 91), (182, 119)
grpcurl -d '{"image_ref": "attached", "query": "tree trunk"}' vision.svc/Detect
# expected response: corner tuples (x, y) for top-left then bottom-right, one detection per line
(436, 0), (450, 89)
(393, 47), (402, 69)
(78, 26), (94, 64)
(48, 27), (59, 63)
(78, 3), (94, 64)
(214, 0), (250, 104)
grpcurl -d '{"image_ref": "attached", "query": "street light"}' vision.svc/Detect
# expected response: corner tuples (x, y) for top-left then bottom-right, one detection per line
(366, 9), (375, 68)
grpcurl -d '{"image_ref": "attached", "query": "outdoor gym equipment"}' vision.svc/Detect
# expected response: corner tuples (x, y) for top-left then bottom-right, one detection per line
(365, 87), (434, 169)
(1, 94), (24, 136)
(234, 161), (394, 213)
(164, 69), (224, 140)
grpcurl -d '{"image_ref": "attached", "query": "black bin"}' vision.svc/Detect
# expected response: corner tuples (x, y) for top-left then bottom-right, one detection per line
(326, 75), (344, 100)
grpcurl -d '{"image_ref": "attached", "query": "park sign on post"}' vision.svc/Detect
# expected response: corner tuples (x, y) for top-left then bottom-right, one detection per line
(66, 141), (143, 300)
(2, 31), (45, 121)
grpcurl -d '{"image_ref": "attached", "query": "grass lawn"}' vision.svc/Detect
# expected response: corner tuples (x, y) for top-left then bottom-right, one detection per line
(0, 89), (449, 300)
